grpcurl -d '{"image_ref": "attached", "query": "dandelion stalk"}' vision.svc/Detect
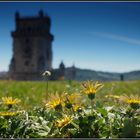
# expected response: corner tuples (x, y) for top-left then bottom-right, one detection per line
(42, 71), (51, 98)
(46, 76), (48, 94)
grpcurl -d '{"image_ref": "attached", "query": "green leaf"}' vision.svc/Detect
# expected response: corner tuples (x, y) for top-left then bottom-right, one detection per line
(121, 118), (137, 138)
(97, 108), (108, 117)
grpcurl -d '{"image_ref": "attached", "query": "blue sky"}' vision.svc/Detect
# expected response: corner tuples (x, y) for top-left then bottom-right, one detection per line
(0, 2), (140, 73)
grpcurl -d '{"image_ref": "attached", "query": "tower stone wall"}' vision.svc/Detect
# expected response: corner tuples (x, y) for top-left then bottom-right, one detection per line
(9, 10), (54, 80)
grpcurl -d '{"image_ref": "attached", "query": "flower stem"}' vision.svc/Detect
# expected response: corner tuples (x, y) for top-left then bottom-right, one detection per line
(46, 77), (49, 99)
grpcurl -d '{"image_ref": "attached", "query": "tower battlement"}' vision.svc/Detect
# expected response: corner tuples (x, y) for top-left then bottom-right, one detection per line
(12, 10), (53, 40)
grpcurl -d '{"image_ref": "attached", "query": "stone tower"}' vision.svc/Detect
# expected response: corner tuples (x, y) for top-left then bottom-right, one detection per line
(59, 61), (65, 77)
(9, 10), (54, 80)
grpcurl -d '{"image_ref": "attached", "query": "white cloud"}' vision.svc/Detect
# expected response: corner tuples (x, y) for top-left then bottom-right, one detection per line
(89, 31), (140, 46)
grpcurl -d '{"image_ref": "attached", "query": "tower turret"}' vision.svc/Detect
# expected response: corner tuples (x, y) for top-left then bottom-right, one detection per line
(39, 10), (44, 17)
(59, 61), (65, 79)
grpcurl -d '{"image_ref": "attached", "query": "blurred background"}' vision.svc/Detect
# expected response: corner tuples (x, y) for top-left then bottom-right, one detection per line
(0, 2), (140, 81)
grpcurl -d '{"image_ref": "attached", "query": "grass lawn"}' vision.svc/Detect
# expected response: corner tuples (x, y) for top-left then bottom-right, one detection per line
(0, 80), (139, 109)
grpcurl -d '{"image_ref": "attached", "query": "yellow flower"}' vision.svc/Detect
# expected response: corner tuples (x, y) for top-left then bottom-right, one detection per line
(67, 93), (81, 102)
(121, 94), (140, 109)
(45, 92), (64, 110)
(105, 95), (120, 99)
(2, 97), (21, 106)
(56, 115), (72, 129)
(81, 81), (103, 99)
(46, 99), (62, 110)
(121, 94), (140, 104)
(127, 99), (140, 109)
(127, 99), (140, 104)
(73, 104), (82, 112)
(0, 111), (17, 117)
(64, 92), (81, 109)
(82, 81), (103, 94)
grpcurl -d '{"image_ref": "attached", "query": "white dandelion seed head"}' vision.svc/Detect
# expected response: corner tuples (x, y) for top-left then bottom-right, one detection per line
(42, 71), (51, 77)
